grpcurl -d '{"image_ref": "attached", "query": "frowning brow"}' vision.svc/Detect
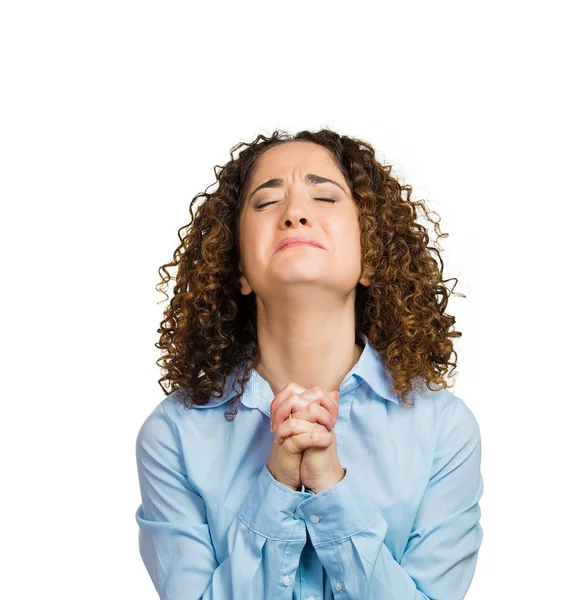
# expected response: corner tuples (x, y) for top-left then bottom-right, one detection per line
(248, 173), (348, 202)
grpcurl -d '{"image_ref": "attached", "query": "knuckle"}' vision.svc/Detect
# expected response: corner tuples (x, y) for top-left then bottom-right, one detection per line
(313, 432), (323, 444)
(289, 383), (306, 395)
(271, 383), (304, 409)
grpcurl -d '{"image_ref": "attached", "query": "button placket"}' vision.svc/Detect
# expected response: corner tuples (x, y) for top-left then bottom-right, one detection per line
(332, 380), (361, 447)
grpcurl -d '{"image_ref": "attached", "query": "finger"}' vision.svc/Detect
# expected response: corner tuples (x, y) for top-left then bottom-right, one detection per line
(286, 430), (334, 452)
(272, 387), (340, 432)
(270, 384), (340, 431)
(274, 415), (328, 444)
(271, 393), (311, 432)
(303, 386), (340, 421)
(288, 403), (336, 431)
(270, 382), (307, 424)
(275, 418), (333, 450)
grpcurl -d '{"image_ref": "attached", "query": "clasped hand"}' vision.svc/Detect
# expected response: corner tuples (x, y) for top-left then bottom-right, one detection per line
(270, 383), (345, 494)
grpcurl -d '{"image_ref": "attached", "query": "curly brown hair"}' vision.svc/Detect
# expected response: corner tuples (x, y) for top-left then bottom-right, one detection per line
(155, 128), (465, 421)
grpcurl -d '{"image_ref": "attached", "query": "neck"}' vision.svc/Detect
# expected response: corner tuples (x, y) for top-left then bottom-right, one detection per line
(252, 293), (364, 396)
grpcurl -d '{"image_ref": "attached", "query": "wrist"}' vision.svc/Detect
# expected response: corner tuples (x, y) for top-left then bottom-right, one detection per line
(309, 466), (346, 494)
(266, 463), (301, 492)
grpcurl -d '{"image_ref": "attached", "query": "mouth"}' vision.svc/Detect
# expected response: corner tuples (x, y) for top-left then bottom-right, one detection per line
(277, 241), (323, 252)
(274, 237), (326, 254)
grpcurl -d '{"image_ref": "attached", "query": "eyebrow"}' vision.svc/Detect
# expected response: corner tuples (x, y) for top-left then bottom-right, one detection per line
(248, 173), (348, 202)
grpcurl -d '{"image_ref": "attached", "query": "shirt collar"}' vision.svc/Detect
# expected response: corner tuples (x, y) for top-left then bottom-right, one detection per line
(192, 334), (401, 413)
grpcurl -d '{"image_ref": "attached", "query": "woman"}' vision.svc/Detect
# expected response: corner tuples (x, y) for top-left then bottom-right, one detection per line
(135, 128), (484, 599)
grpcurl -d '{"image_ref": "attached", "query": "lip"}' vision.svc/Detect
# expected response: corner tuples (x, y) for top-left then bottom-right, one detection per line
(275, 236), (325, 254)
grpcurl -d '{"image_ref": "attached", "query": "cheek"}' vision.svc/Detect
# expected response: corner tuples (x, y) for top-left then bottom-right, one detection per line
(332, 219), (362, 252)
(240, 220), (275, 266)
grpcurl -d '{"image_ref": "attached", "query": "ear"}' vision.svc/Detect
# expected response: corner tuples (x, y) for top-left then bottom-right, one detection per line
(237, 265), (253, 295)
(359, 270), (371, 287)
(359, 264), (371, 287)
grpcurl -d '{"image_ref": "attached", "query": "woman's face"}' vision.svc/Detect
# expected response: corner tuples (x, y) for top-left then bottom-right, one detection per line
(237, 140), (369, 298)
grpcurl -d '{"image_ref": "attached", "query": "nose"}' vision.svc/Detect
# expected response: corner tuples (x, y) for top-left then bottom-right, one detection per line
(279, 189), (313, 228)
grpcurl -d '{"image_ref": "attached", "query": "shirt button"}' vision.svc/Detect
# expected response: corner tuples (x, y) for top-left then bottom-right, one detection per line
(335, 580), (343, 591)
(309, 514), (321, 523)
(283, 575), (291, 586)
(307, 597), (316, 600)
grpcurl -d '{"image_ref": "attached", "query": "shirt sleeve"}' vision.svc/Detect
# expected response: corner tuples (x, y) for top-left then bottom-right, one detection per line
(134, 402), (313, 600)
(294, 396), (484, 599)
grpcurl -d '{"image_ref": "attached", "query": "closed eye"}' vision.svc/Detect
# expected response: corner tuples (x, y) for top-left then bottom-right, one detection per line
(255, 198), (337, 209)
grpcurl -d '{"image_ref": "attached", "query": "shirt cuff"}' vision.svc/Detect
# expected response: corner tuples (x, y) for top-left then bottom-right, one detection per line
(237, 464), (313, 541)
(293, 467), (378, 546)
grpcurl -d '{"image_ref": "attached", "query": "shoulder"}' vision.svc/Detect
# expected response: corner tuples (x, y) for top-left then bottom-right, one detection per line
(431, 388), (482, 452)
(135, 395), (177, 453)
(136, 387), (234, 453)
(406, 383), (481, 446)
(443, 389), (480, 436)
(135, 389), (192, 449)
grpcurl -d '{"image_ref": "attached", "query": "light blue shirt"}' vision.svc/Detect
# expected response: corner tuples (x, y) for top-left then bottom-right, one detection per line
(135, 334), (484, 599)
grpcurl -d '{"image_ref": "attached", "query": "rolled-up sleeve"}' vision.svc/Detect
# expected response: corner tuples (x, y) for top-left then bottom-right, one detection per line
(294, 396), (484, 599)
(135, 403), (312, 600)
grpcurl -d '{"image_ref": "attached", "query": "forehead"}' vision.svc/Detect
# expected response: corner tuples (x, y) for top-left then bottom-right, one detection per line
(250, 141), (341, 179)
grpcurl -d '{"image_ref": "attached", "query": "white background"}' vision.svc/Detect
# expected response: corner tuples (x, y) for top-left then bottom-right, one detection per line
(1, 1), (581, 598)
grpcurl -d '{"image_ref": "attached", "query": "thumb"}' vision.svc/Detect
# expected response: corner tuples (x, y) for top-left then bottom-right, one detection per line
(330, 390), (340, 401)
